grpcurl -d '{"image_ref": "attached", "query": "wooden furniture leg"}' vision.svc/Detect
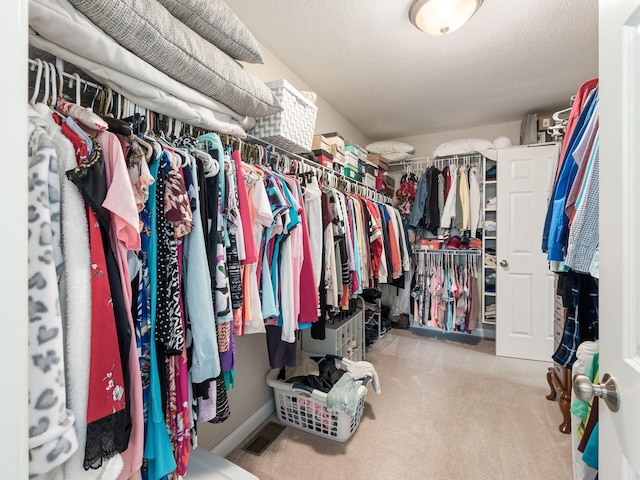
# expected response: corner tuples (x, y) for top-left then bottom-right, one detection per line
(546, 367), (557, 401)
(546, 365), (572, 434)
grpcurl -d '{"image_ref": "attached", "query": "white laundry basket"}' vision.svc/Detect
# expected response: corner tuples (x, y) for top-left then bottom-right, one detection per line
(266, 355), (369, 442)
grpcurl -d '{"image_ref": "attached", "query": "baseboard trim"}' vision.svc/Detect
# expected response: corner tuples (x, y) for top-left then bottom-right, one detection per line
(211, 398), (275, 458)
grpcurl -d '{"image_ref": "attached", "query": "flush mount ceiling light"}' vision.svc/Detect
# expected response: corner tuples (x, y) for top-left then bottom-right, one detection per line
(409, 0), (483, 36)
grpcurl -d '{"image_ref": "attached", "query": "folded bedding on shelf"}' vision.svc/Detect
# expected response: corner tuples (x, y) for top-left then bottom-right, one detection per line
(29, 0), (255, 136)
(29, 0), (276, 129)
(30, 35), (251, 137)
(155, 0), (264, 64)
(64, 0), (281, 118)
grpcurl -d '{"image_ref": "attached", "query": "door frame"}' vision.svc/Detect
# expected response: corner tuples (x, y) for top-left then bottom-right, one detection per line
(2, 0), (29, 477)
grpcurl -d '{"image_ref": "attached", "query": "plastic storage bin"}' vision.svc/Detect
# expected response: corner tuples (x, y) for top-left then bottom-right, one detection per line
(250, 78), (318, 152)
(266, 356), (369, 442)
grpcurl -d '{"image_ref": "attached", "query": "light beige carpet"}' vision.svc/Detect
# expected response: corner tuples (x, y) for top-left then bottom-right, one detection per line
(226, 329), (573, 480)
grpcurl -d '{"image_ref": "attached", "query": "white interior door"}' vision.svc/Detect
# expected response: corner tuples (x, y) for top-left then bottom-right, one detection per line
(496, 144), (557, 362)
(598, 0), (640, 477)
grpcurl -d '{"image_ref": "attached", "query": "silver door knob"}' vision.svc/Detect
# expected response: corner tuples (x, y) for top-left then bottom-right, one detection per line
(573, 373), (620, 412)
(499, 260), (508, 267)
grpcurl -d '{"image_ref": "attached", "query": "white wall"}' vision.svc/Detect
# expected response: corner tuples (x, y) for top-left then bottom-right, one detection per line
(388, 120), (522, 158)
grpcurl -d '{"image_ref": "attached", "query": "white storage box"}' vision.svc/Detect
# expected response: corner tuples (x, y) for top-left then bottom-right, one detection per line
(267, 355), (369, 442)
(365, 173), (376, 188)
(344, 151), (359, 168)
(250, 78), (318, 153)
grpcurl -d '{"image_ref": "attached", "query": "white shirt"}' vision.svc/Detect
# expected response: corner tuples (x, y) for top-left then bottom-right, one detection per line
(440, 165), (459, 229)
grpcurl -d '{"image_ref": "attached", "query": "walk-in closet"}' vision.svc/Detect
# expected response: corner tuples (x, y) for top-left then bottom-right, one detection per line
(4, 0), (639, 479)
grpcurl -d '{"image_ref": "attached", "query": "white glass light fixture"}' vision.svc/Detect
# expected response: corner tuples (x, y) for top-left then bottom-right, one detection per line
(409, 0), (483, 36)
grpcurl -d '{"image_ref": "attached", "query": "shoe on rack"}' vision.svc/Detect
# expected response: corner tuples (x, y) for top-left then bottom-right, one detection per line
(360, 288), (382, 304)
(365, 303), (381, 313)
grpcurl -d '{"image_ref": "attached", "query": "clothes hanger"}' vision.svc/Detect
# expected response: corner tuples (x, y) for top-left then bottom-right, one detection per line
(51, 62), (62, 106)
(69, 72), (86, 106)
(41, 61), (50, 106)
(166, 117), (173, 139)
(29, 59), (44, 106)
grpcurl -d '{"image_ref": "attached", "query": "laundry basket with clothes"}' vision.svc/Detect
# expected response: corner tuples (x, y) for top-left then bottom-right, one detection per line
(266, 354), (380, 442)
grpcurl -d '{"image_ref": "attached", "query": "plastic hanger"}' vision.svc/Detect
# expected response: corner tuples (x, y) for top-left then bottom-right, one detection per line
(48, 62), (57, 107)
(166, 117), (173, 139)
(41, 61), (50, 106)
(69, 72), (84, 105)
(29, 59), (43, 106)
(54, 62), (64, 103)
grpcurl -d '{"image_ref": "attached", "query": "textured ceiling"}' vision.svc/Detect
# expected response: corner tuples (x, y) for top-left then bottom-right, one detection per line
(225, 0), (598, 141)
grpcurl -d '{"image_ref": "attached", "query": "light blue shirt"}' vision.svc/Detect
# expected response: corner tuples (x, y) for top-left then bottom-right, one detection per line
(144, 155), (176, 479)
(182, 152), (221, 383)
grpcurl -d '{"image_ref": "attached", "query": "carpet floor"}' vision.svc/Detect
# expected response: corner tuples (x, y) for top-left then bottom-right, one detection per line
(226, 328), (573, 480)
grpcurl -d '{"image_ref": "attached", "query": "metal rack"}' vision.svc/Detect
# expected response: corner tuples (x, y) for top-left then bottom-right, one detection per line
(389, 153), (484, 173)
(245, 134), (393, 204)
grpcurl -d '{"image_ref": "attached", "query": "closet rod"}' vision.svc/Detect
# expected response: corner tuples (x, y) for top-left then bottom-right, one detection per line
(28, 56), (393, 204)
(28, 57), (102, 92)
(390, 152), (484, 169)
(412, 249), (482, 255)
(245, 134), (393, 204)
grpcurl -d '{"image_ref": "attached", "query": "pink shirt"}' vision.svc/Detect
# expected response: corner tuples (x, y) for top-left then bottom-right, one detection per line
(97, 131), (144, 480)
(232, 150), (258, 264)
(281, 176), (318, 325)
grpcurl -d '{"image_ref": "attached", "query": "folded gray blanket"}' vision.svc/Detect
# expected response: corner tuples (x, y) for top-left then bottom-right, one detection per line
(156, 0), (264, 64)
(66, 0), (281, 118)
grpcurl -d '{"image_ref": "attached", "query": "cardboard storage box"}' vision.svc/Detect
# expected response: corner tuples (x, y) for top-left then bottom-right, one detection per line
(312, 134), (331, 152)
(376, 171), (386, 192)
(330, 143), (344, 164)
(344, 151), (359, 168)
(364, 161), (378, 176)
(358, 147), (368, 162)
(345, 144), (359, 155)
(322, 132), (345, 150)
(367, 153), (389, 170)
(364, 173), (376, 188)
(312, 149), (333, 168)
(344, 164), (362, 182)
(537, 116), (553, 131)
(385, 174), (396, 190)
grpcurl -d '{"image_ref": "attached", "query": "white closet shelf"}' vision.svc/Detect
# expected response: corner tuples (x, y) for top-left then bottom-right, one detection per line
(484, 292), (496, 297)
(485, 180), (497, 185)
(482, 319), (497, 325)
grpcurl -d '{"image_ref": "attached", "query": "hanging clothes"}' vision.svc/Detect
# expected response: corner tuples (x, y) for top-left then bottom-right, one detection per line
(411, 251), (481, 333)
(27, 107), (80, 477)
